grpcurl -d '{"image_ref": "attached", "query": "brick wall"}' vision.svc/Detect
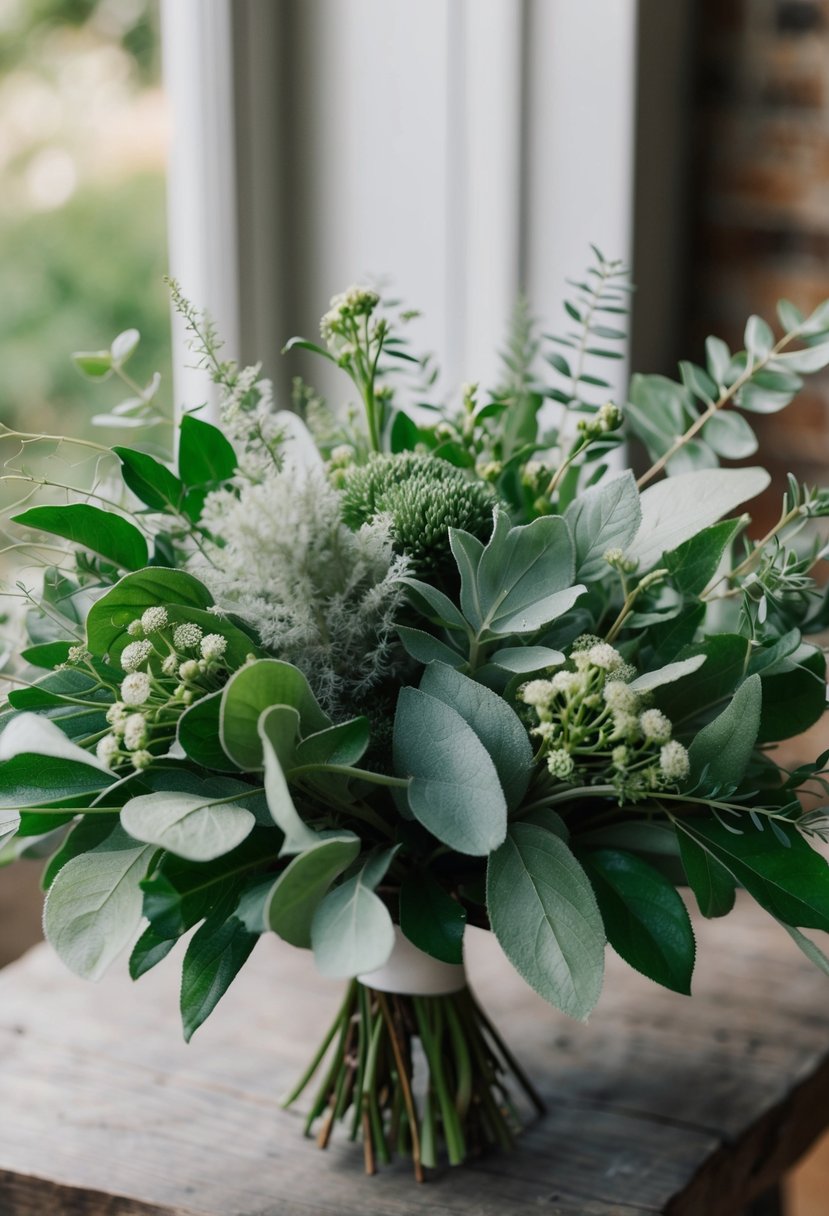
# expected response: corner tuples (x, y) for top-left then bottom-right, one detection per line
(688, 0), (829, 524)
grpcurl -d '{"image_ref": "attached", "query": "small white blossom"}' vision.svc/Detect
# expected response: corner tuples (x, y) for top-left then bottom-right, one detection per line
(123, 714), (148, 752)
(611, 745), (629, 770)
(603, 681), (638, 714)
(547, 749), (575, 780)
(121, 640), (153, 672)
(587, 642), (623, 671)
(131, 749), (153, 771)
(127, 619), (144, 637)
(173, 623), (203, 651)
(520, 679), (554, 709)
(200, 633), (227, 661)
(67, 645), (90, 664)
(550, 671), (583, 697)
(141, 606), (169, 634)
(611, 711), (639, 739)
(531, 721), (557, 741)
(96, 734), (120, 768)
(178, 660), (200, 683)
(659, 740), (690, 783)
(640, 708), (673, 743)
(161, 653), (179, 677)
(121, 672), (152, 706)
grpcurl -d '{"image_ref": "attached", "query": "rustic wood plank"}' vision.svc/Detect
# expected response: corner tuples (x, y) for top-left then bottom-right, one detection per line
(0, 893), (827, 1214)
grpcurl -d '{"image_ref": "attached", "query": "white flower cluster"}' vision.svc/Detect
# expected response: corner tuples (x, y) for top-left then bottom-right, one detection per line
(92, 608), (233, 772)
(519, 637), (690, 795)
(320, 286), (380, 343)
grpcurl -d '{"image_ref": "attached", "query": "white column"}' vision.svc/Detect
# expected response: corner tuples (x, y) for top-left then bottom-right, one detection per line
(160, 0), (239, 421)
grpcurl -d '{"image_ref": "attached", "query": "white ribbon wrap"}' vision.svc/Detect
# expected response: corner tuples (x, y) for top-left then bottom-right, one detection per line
(358, 927), (466, 996)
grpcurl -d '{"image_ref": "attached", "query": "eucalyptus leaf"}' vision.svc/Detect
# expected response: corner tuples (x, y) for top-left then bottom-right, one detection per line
(311, 859), (396, 978)
(220, 658), (329, 770)
(120, 791), (256, 863)
(266, 835), (361, 948)
(259, 706), (317, 855)
(702, 410), (758, 459)
(487, 823), (605, 1020)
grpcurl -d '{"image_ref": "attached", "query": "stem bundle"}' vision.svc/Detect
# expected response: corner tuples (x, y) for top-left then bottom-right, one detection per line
(283, 981), (545, 1180)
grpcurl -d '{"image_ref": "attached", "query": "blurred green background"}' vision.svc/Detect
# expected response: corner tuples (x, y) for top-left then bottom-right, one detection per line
(0, 0), (171, 438)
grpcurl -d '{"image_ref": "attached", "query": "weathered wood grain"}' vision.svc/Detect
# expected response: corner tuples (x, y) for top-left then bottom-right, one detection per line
(0, 892), (827, 1215)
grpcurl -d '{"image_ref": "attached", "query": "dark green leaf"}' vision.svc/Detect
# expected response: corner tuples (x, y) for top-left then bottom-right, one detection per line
(580, 849), (695, 993)
(758, 645), (826, 742)
(177, 691), (240, 771)
(664, 518), (745, 596)
(676, 818), (829, 931)
(688, 675), (762, 793)
(677, 830), (736, 917)
(655, 634), (749, 724)
(178, 414), (237, 487)
(129, 926), (176, 979)
(113, 447), (185, 513)
(12, 504), (148, 571)
(180, 910), (258, 1041)
(0, 754), (112, 808)
(399, 870), (466, 964)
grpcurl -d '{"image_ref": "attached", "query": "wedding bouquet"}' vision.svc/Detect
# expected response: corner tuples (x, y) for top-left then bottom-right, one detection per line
(2, 250), (829, 1179)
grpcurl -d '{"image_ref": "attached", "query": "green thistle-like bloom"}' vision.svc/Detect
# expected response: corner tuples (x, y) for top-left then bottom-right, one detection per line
(339, 453), (496, 569)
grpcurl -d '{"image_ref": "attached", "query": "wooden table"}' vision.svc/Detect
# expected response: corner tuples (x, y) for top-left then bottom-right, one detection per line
(0, 893), (827, 1215)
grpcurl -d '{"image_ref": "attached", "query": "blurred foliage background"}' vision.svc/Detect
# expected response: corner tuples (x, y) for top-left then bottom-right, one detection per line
(0, 0), (170, 437)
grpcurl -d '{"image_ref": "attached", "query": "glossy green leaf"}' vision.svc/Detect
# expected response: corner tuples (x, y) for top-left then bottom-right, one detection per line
(677, 830), (736, 918)
(399, 870), (466, 964)
(580, 849), (695, 993)
(487, 823), (605, 1020)
(676, 818), (829, 931)
(178, 414), (237, 487)
(394, 687), (507, 856)
(655, 634), (749, 724)
(180, 909), (258, 1041)
(0, 753), (112, 808)
(758, 645), (826, 742)
(12, 504), (148, 571)
(129, 925), (176, 980)
(113, 447), (185, 513)
(663, 517), (745, 596)
(177, 690), (239, 771)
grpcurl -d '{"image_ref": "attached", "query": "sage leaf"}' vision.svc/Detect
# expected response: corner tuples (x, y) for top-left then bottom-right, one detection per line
(394, 687), (507, 856)
(688, 674), (762, 792)
(476, 510), (583, 635)
(43, 826), (154, 980)
(397, 625), (465, 668)
(628, 467), (770, 570)
(629, 655), (706, 693)
(565, 470), (641, 581)
(487, 823), (605, 1020)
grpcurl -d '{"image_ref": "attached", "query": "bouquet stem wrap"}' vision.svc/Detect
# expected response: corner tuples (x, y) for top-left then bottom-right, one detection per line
(284, 931), (545, 1179)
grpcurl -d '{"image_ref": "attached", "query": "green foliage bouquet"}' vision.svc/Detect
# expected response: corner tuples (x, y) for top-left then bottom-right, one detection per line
(3, 251), (829, 1179)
